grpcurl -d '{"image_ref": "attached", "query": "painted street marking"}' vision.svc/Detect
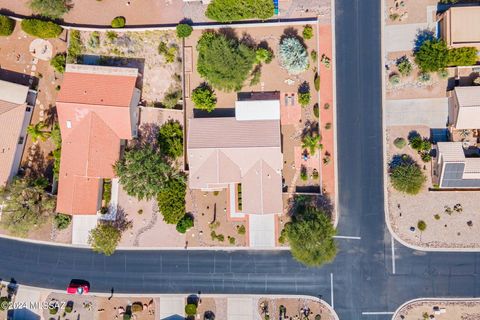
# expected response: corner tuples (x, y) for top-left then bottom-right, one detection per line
(330, 273), (334, 309)
(362, 312), (395, 315)
(391, 235), (396, 274)
(333, 235), (361, 240)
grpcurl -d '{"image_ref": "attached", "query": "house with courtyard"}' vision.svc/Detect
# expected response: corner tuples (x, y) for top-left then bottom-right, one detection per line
(439, 6), (480, 50)
(187, 92), (283, 248)
(0, 79), (35, 186)
(56, 64), (140, 243)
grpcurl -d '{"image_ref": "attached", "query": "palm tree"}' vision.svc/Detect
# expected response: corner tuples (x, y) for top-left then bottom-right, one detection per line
(302, 134), (322, 156)
(27, 121), (50, 143)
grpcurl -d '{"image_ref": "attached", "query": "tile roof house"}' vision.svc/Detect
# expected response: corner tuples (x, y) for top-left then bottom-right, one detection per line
(56, 64), (141, 215)
(0, 80), (34, 186)
(449, 86), (480, 130)
(439, 6), (480, 50)
(435, 142), (480, 188)
(187, 93), (283, 215)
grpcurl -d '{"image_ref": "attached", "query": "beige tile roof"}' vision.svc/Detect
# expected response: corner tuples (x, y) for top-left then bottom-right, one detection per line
(464, 158), (480, 179)
(187, 118), (283, 215)
(0, 80), (29, 105)
(453, 87), (480, 129)
(447, 7), (480, 46)
(437, 142), (465, 162)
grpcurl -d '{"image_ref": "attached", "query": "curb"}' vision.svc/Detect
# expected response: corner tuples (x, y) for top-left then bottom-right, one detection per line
(330, 0), (339, 228)
(391, 297), (480, 320)
(379, 1), (480, 253)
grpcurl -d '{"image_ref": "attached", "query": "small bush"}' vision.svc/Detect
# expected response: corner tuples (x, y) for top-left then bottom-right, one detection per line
(237, 224), (246, 235)
(390, 157), (425, 195)
(106, 31), (117, 42)
(0, 15), (15, 36)
(29, 0), (70, 19)
(176, 23), (193, 38)
(185, 304), (197, 316)
(303, 25), (314, 40)
(229, 236), (236, 244)
(176, 215), (194, 234)
(49, 306), (58, 315)
(437, 69), (449, 79)
(418, 72), (431, 83)
(421, 152), (432, 162)
(300, 166), (308, 181)
(158, 41), (178, 63)
(325, 122), (331, 130)
(111, 16), (126, 28)
(255, 48), (273, 64)
(311, 50), (318, 62)
(393, 137), (406, 149)
(50, 52), (66, 73)
(192, 84), (216, 112)
(434, 214), (440, 220)
(298, 92), (311, 107)
(88, 31), (100, 48)
(389, 73), (401, 85)
(417, 220), (427, 231)
(324, 103), (330, 110)
(312, 169), (319, 180)
(131, 302), (143, 313)
(54, 213), (71, 230)
(396, 56), (413, 77)
(320, 54), (331, 68)
(313, 103), (319, 118)
(21, 19), (63, 38)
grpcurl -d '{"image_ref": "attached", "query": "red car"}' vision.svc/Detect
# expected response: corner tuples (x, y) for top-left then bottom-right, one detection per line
(66, 280), (89, 294)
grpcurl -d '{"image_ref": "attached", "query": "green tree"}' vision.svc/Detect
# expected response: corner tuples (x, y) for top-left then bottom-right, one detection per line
(390, 161), (426, 195)
(414, 39), (449, 72)
(196, 32), (256, 92)
(205, 0), (274, 22)
(279, 37), (309, 75)
(111, 16), (126, 28)
(191, 84), (217, 112)
(255, 47), (273, 64)
(114, 147), (176, 200)
(176, 215), (194, 233)
(0, 178), (56, 237)
(157, 176), (186, 224)
(176, 23), (193, 38)
(448, 47), (478, 67)
(50, 52), (66, 73)
(283, 206), (336, 267)
(0, 15), (15, 36)
(29, 0), (70, 19)
(21, 19), (63, 39)
(303, 25), (314, 40)
(158, 120), (183, 158)
(302, 134), (322, 156)
(185, 304), (197, 316)
(27, 121), (50, 142)
(88, 223), (121, 256)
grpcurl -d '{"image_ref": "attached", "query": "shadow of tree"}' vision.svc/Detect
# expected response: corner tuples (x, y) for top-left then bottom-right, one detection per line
(413, 29), (435, 52)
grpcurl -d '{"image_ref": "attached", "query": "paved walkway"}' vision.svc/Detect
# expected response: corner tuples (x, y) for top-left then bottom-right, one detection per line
(385, 97), (449, 127)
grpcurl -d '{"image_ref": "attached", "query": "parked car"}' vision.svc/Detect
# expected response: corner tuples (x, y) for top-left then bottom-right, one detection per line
(67, 280), (90, 294)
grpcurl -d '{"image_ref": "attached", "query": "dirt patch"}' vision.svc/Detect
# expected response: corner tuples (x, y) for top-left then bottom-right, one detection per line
(394, 299), (480, 320)
(97, 297), (156, 320)
(258, 297), (336, 320)
(387, 126), (480, 249)
(385, 0), (438, 25)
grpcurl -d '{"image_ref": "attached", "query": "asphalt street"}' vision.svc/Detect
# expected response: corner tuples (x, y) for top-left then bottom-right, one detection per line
(0, 1), (479, 320)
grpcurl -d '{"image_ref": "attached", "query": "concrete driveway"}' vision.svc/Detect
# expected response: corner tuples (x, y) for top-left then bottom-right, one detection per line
(386, 97), (449, 128)
(248, 214), (276, 248)
(71, 215), (98, 245)
(227, 297), (255, 320)
(159, 297), (184, 320)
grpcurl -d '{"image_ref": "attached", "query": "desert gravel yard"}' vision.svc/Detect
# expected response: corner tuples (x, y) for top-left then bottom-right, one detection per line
(387, 126), (480, 249)
(394, 299), (480, 320)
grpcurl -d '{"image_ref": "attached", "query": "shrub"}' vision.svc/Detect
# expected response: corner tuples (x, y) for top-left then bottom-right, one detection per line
(448, 46), (477, 66)
(111, 16), (126, 28)
(197, 32), (256, 91)
(434, 214), (440, 220)
(49, 306), (58, 315)
(313, 103), (319, 118)
(417, 220), (427, 231)
(176, 215), (194, 233)
(390, 159), (425, 195)
(279, 37), (308, 75)
(325, 122), (331, 130)
(396, 56), (412, 77)
(205, 0), (274, 22)
(389, 73), (401, 85)
(421, 152), (432, 163)
(312, 169), (319, 179)
(418, 72), (431, 83)
(393, 137), (406, 149)
(176, 23), (193, 38)
(300, 166), (308, 181)
(237, 224), (246, 235)
(67, 29), (82, 63)
(21, 19), (63, 38)
(158, 120), (183, 158)
(0, 15), (15, 36)
(192, 84), (216, 112)
(131, 302), (143, 313)
(50, 52), (66, 73)
(123, 314), (131, 320)
(185, 304), (197, 316)
(409, 135), (431, 152)
(162, 87), (182, 108)
(106, 31), (117, 42)
(255, 48), (273, 64)
(314, 73), (320, 91)
(437, 69), (449, 79)
(229, 236), (236, 244)
(311, 50), (318, 62)
(320, 54), (331, 68)
(157, 176), (187, 224)
(88, 223), (122, 256)
(158, 41), (178, 63)
(29, 0), (70, 19)
(88, 31), (100, 48)
(324, 103), (330, 110)
(303, 25), (313, 40)
(414, 39), (449, 72)
(298, 92), (311, 107)
(54, 213), (71, 230)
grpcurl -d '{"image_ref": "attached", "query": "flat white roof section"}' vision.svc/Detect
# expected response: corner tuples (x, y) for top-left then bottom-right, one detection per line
(0, 80), (29, 104)
(235, 99), (280, 121)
